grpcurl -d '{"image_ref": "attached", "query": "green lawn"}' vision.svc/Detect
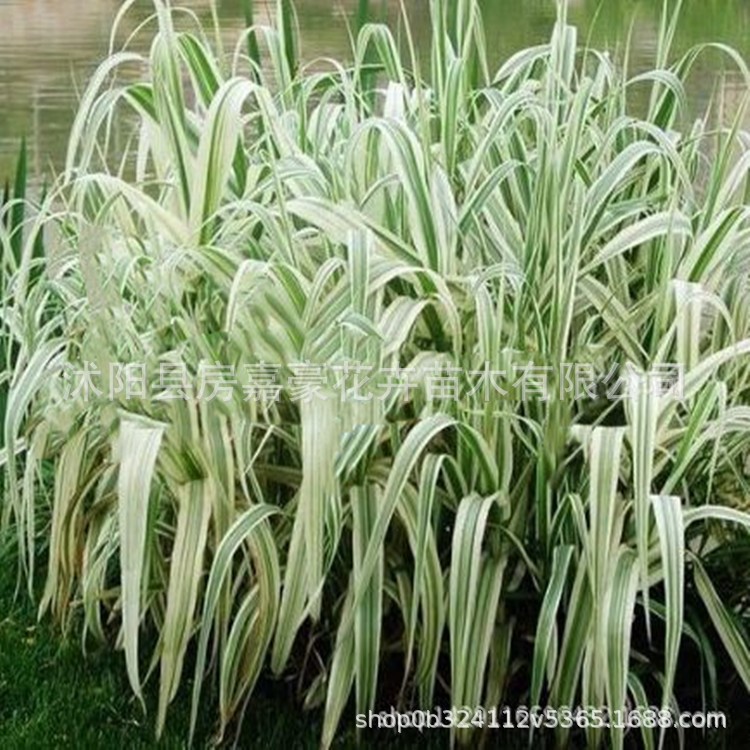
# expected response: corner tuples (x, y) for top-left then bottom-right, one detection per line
(0, 557), (452, 749)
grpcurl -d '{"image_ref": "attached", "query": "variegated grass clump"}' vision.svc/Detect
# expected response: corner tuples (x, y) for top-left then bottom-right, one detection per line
(2, 0), (750, 746)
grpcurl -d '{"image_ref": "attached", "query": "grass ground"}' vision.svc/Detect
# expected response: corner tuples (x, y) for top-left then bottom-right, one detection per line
(0, 554), (452, 749)
(0, 568), (186, 747)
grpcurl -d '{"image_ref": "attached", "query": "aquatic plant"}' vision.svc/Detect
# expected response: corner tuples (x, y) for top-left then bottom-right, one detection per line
(2, 1), (750, 746)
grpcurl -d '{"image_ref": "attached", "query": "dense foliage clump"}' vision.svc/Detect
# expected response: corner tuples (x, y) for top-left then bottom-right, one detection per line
(2, 0), (750, 746)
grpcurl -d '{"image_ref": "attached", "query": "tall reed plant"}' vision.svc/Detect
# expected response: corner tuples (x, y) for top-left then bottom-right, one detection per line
(2, 0), (750, 746)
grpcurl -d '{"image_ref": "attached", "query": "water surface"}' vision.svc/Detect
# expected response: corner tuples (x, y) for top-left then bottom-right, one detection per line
(1, 0), (750, 178)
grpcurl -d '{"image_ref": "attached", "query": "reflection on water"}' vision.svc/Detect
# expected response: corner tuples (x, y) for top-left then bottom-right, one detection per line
(1, 0), (750, 178)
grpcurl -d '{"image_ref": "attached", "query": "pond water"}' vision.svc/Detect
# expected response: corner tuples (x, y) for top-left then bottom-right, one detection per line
(1, 0), (750, 179)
